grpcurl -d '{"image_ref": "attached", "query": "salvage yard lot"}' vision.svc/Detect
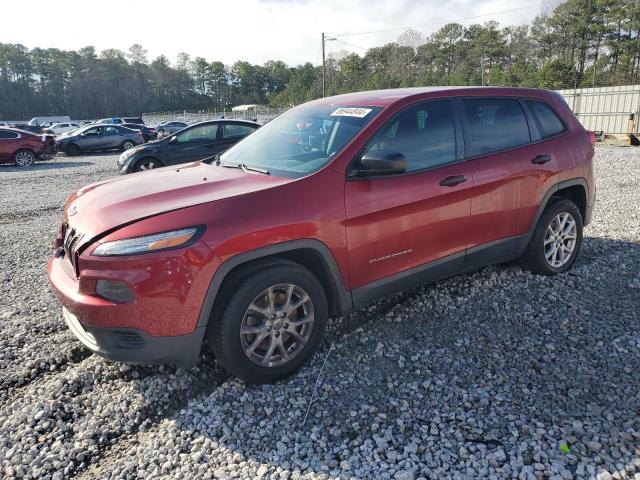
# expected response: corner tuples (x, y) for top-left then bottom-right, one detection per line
(0, 147), (639, 479)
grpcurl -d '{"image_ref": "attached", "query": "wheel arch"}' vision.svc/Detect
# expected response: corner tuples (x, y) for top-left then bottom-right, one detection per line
(527, 178), (589, 243)
(196, 239), (352, 331)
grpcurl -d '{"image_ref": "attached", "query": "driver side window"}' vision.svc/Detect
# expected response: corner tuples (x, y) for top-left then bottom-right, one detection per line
(175, 124), (218, 143)
(363, 100), (456, 173)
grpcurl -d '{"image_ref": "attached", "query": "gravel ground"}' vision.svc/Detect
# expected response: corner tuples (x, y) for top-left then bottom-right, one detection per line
(0, 147), (638, 480)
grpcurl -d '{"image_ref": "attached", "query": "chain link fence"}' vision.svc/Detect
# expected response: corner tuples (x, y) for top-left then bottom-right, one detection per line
(142, 107), (288, 127)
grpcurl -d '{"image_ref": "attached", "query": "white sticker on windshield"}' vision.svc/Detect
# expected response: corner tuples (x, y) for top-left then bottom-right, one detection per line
(330, 107), (372, 118)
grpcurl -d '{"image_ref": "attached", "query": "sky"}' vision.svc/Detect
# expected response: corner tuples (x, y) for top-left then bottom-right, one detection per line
(0, 0), (540, 66)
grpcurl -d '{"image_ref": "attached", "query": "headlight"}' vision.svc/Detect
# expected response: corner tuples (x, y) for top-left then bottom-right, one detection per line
(92, 227), (203, 256)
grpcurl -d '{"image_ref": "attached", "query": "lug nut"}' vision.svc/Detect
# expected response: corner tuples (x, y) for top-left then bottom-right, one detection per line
(284, 323), (289, 329)
(275, 331), (280, 337)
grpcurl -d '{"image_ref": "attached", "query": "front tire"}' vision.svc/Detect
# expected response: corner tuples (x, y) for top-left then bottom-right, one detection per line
(521, 199), (583, 275)
(65, 144), (81, 156)
(208, 260), (328, 384)
(14, 149), (35, 167)
(134, 157), (162, 172)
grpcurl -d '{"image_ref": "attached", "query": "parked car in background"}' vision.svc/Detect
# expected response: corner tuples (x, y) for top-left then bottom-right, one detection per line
(121, 123), (157, 142)
(123, 117), (144, 125)
(28, 116), (71, 127)
(97, 117), (145, 126)
(0, 127), (55, 167)
(45, 122), (80, 135)
(11, 124), (44, 134)
(56, 124), (144, 156)
(118, 119), (259, 173)
(154, 121), (187, 137)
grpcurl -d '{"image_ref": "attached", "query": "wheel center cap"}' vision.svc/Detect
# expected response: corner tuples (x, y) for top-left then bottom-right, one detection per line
(272, 319), (283, 330)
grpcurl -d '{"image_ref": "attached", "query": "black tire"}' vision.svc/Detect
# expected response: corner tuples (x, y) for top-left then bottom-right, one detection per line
(65, 144), (81, 157)
(121, 140), (136, 151)
(208, 259), (328, 384)
(134, 157), (162, 172)
(521, 199), (583, 275)
(13, 149), (35, 167)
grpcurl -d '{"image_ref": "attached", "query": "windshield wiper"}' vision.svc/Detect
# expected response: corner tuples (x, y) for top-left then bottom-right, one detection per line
(219, 161), (269, 175)
(241, 163), (270, 175)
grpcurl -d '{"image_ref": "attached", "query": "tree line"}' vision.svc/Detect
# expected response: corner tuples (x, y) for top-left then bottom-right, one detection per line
(0, 0), (638, 120)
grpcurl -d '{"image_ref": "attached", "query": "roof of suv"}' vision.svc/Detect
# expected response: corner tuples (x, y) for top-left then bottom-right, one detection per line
(311, 86), (554, 108)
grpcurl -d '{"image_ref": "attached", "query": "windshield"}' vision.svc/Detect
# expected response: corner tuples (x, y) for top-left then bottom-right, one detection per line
(218, 104), (381, 177)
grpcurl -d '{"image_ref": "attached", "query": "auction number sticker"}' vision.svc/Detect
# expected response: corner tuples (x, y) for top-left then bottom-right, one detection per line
(330, 107), (372, 118)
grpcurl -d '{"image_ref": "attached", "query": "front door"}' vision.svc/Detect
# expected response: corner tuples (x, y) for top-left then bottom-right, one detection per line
(166, 123), (221, 166)
(345, 100), (473, 301)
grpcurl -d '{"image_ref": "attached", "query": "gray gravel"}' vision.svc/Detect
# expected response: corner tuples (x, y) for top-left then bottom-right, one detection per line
(0, 147), (639, 479)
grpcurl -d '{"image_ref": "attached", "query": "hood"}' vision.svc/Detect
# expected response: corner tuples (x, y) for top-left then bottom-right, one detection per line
(63, 161), (292, 239)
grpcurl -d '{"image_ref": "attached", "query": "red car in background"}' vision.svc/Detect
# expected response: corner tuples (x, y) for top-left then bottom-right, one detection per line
(0, 128), (55, 167)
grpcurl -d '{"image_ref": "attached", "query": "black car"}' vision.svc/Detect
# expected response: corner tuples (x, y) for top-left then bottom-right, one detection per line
(121, 123), (157, 142)
(117, 120), (260, 173)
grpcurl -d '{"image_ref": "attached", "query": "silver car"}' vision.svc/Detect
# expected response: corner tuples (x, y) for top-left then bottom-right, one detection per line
(56, 124), (144, 156)
(155, 121), (188, 137)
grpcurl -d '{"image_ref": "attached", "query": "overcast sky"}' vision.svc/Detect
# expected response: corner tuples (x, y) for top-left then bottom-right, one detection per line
(1, 0), (540, 66)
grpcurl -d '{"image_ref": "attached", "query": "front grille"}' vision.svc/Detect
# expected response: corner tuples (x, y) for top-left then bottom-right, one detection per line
(61, 223), (84, 274)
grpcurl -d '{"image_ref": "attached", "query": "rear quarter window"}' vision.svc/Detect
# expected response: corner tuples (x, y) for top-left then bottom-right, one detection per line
(525, 100), (567, 139)
(0, 130), (19, 139)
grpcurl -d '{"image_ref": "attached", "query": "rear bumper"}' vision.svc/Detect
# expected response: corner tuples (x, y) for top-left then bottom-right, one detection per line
(62, 307), (205, 367)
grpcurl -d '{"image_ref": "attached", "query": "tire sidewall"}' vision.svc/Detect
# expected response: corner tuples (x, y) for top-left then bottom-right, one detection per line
(135, 158), (161, 172)
(532, 199), (583, 275)
(215, 265), (328, 383)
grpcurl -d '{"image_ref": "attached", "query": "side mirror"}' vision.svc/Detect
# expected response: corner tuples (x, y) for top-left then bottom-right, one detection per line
(168, 135), (178, 144)
(349, 150), (406, 177)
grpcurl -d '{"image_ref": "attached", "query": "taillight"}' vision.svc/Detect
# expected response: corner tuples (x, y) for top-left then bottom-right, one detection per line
(588, 131), (596, 145)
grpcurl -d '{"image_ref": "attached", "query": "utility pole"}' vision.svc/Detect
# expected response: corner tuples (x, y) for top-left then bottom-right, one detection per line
(322, 32), (326, 97)
(321, 33), (336, 97)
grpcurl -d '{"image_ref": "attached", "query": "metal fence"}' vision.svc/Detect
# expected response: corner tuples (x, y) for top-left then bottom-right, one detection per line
(556, 84), (640, 134)
(142, 107), (288, 127)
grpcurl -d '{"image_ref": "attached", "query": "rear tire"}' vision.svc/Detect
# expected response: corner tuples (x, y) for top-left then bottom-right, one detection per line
(66, 144), (81, 156)
(208, 260), (328, 384)
(122, 140), (135, 151)
(521, 199), (583, 275)
(14, 149), (35, 167)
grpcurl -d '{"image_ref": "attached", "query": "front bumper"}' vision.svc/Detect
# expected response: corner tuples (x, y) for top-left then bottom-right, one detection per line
(63, 307), (205, 366)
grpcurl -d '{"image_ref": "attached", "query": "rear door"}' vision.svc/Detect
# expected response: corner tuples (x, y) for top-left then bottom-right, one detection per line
(165, 123), (220, 165)
(460, 97), (562, 260)
(345, 99), (473, 294)
(218, 122), (258, 153)
(0, 130), (20, 161)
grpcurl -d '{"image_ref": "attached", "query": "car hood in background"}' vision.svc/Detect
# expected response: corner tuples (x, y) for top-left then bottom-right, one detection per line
(62, 161), (293, 239)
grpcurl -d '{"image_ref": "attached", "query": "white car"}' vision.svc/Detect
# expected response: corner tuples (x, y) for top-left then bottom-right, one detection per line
(46, 122), (79, 135)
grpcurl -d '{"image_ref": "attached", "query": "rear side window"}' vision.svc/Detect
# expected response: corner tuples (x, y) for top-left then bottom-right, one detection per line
(0, 130), (19, 139)
(526, 100), (566, 138)
(223, 123), (257, 139)
(462, 98), (530, 155)
(362, 100), (456, 172)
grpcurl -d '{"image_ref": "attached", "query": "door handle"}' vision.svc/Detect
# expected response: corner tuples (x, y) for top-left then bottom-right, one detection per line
(439, 175), (467, 187)
(531, 154), (552, 165)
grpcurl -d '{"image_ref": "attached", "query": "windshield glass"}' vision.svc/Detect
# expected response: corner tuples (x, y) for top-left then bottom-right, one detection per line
(218, 104), (381, 177)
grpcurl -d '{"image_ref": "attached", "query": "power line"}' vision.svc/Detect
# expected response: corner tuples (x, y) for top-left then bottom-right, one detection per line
(330, 5), (537, 38)
(332, 39), (367, 51)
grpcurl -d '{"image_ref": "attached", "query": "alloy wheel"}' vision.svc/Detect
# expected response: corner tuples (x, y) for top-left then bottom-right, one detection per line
(240, 283), (315, 367)
(544, 212), (577, 268)
(123, 141), (135, 150)
(15, 151), (34, 167)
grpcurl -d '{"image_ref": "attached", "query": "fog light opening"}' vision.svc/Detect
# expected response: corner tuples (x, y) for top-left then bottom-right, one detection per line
(96, 280), (135, 303)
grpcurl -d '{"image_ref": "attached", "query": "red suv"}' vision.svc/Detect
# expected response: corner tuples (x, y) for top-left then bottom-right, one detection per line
(0, 128), (55, 166)
(48, 87), (595, 383)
